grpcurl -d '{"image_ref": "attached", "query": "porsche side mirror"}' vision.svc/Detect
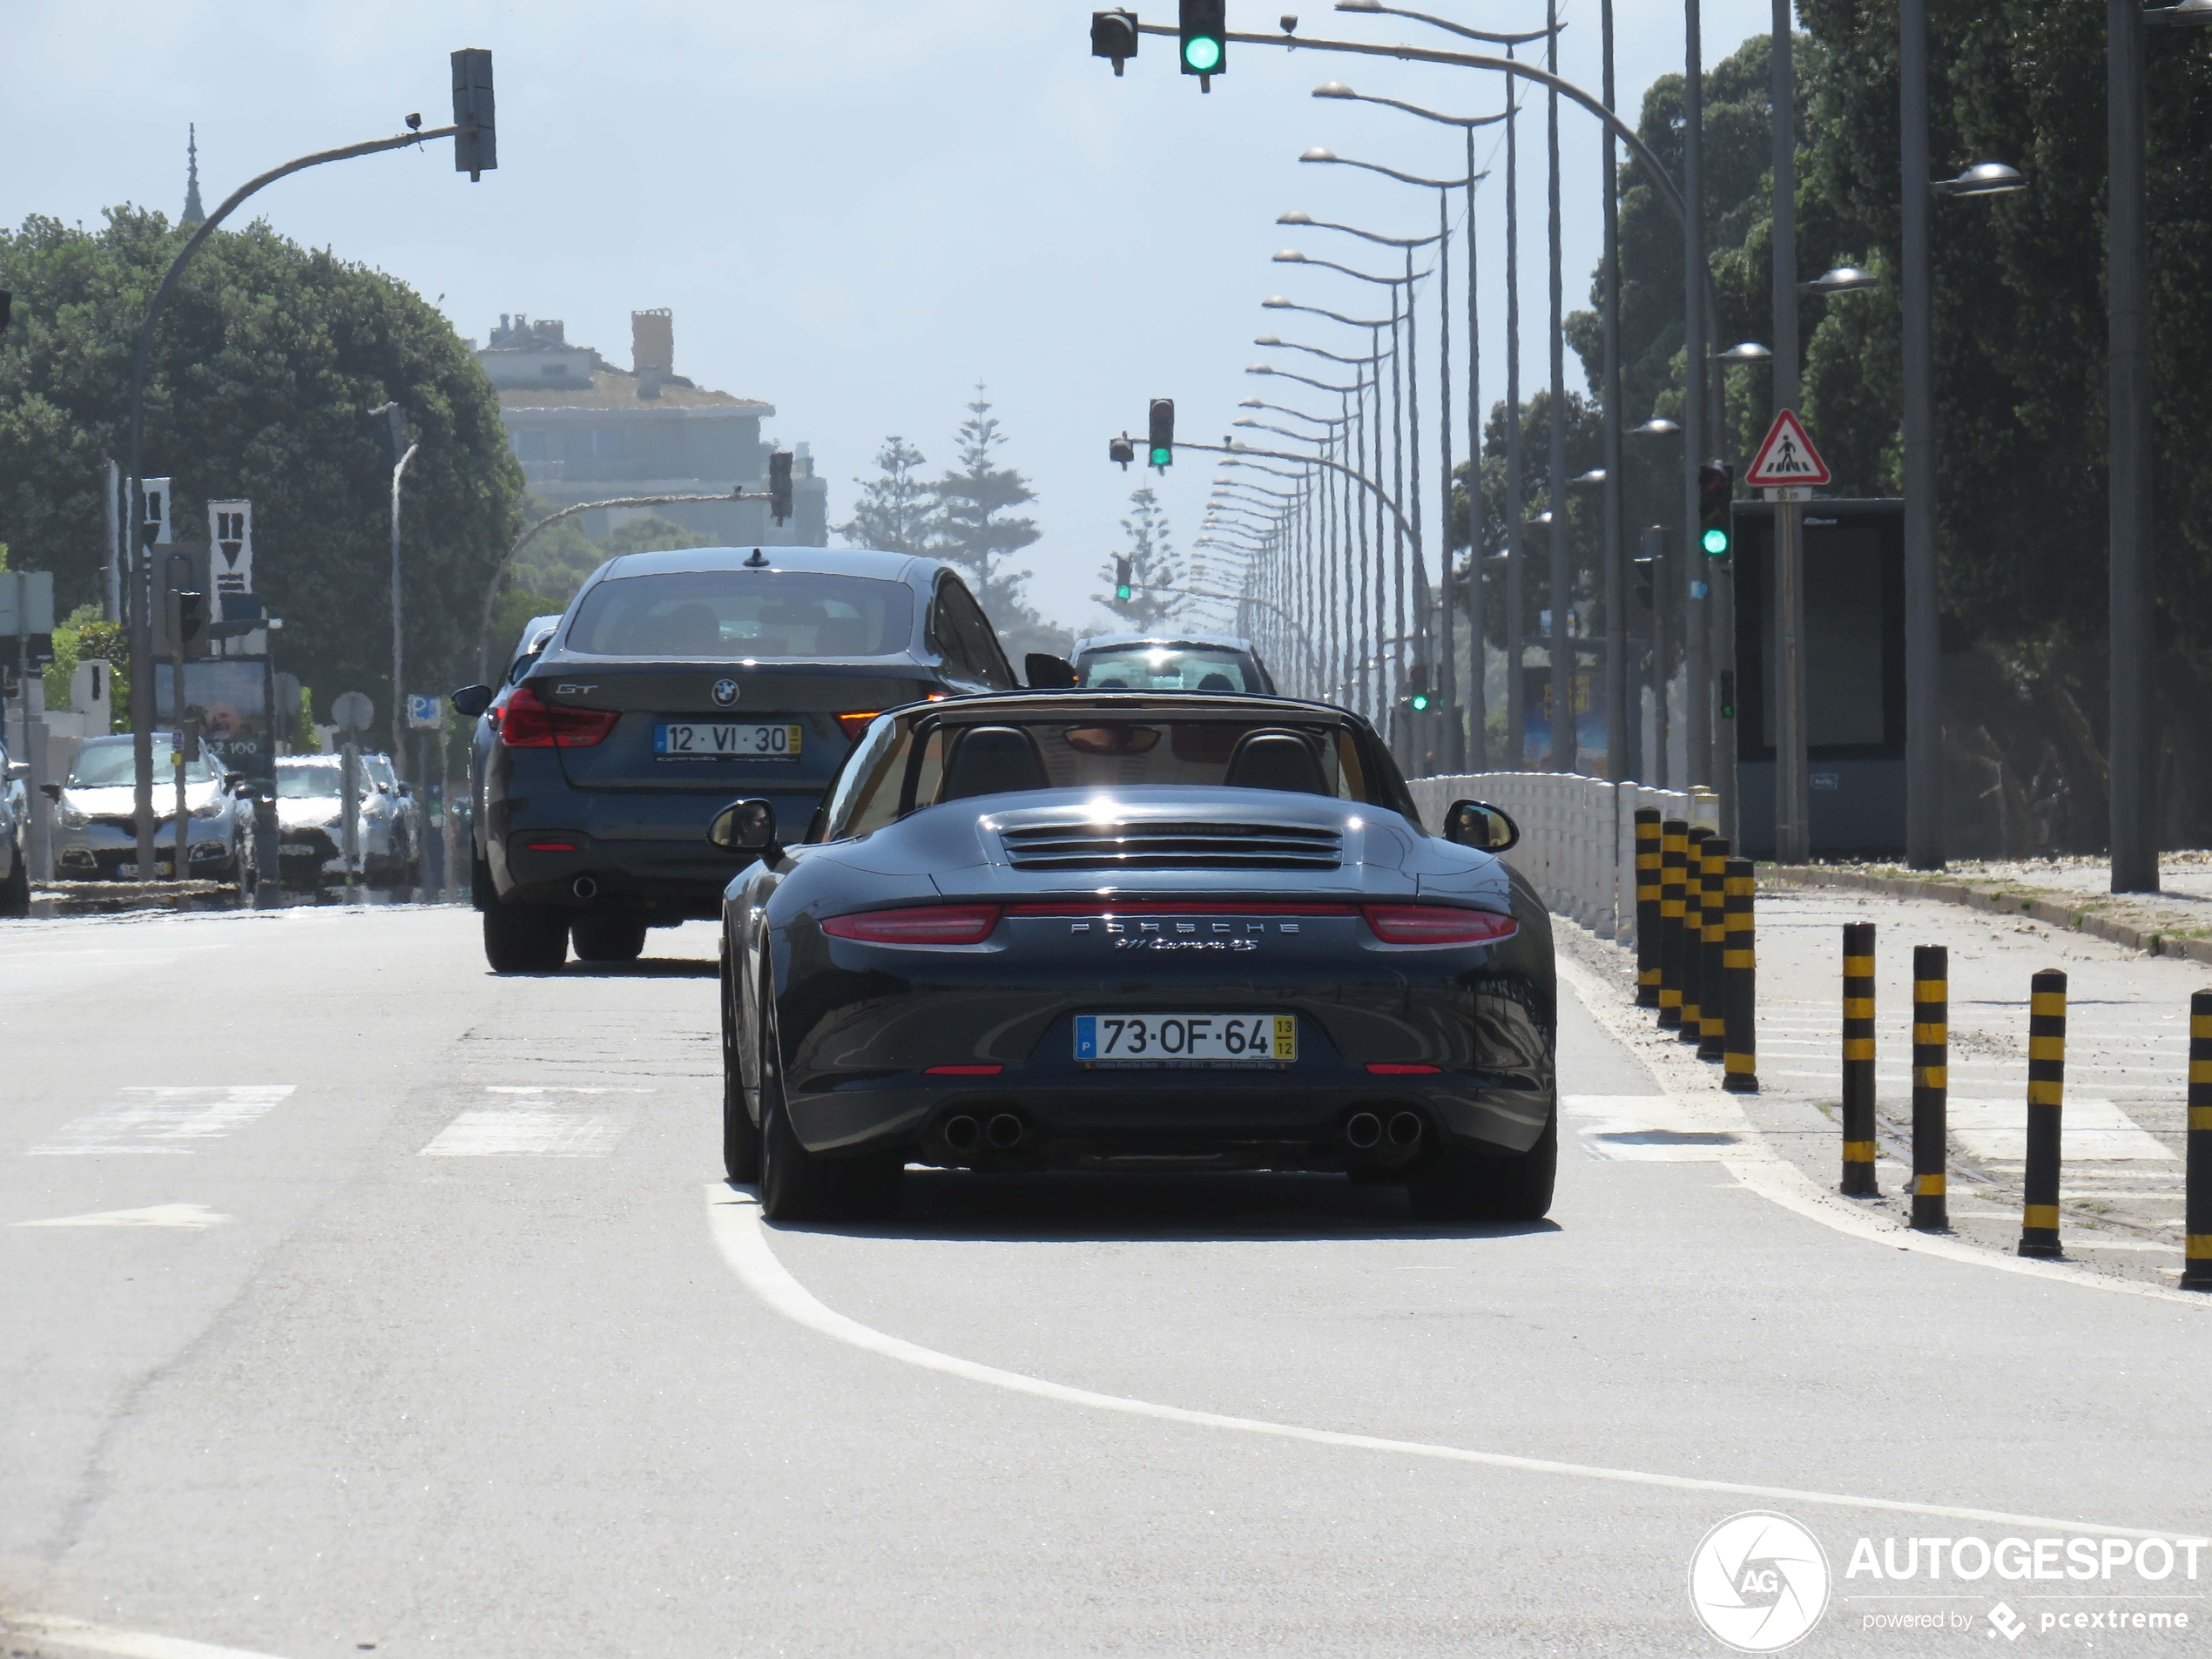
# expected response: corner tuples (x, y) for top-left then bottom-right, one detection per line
(709, 798), (779, 853)
(1445, 799), (1519, 853)
(39, 781), (62, 802)
(1024, 652), (1079, 689)
(450, 684), (496, 719)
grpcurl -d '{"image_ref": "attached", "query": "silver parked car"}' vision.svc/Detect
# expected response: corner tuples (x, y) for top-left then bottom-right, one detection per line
(361, 752), (422, 885)
(274, 754), (404, 888)
(44, 733), (253, 885)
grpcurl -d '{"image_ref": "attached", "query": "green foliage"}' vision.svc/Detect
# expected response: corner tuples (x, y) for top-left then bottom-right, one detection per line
(0, 206), (523, 725)
(1098, 486), (1187, 631)
(835, 436), (932, 555)
(1452, 388), (1607, 651)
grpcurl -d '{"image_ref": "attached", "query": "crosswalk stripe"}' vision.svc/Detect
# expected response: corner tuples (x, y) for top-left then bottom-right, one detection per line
(417, 1087), (652, 1157)
(29, 1087), (295, 1156)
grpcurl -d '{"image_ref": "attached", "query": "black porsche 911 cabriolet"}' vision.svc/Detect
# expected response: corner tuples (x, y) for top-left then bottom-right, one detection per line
(713, 691), (1556, 1223)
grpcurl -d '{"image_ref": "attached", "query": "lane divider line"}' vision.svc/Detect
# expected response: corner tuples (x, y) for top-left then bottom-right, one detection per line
(704, 1185), (2197, 1542)
(0, 1611), (293, 1659)
(1552, 951), (2211, 1309)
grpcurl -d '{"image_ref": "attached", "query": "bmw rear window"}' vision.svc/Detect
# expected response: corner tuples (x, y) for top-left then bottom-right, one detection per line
(565, 572), (915, 658)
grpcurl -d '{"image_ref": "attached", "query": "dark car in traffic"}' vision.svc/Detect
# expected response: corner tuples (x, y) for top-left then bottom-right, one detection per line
(452, 547), (1017, 974)
(1071, 633), (1278, 695)
(714, 691), (1554, 1224)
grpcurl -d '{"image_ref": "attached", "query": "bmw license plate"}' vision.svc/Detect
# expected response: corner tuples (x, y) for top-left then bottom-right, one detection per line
(654, 721), (803, 760)
(1074, 1013), (1295, 1068)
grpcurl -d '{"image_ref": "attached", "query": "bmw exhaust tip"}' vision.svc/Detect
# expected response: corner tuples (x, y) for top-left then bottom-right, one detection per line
(571, 874), (598, 900)
(943, 1115), (981, 1153)
(986, 1112), (1027, 1150)
(1345, 1110), (1383, 1150)
(1387, 1110), (1424, 1150)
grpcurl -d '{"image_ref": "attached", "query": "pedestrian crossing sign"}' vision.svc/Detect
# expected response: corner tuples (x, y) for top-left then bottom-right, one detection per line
(1745, 408), (1831, 489)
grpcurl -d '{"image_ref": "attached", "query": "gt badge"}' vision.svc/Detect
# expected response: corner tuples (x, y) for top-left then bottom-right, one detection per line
(711, 678), (740, 707)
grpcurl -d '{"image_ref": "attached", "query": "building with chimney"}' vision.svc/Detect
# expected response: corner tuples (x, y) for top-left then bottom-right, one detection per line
(475, 309), (826, 546)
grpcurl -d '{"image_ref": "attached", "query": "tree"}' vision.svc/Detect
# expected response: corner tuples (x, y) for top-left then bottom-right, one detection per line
(0, 206), (521, 727)
(927, 386), (1067, 663)
(836, 436), (931, 554)
(1096, 485), (1187, 631)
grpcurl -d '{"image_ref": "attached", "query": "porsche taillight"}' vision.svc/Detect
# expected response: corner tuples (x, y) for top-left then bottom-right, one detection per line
(500, 685), (619, 748)
(820, 904), (1001, 946)
(1360, 904), (1518, 946)
(835, 710), (882, 741)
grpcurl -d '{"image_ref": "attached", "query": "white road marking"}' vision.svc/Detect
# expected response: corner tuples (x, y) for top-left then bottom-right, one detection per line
(29, 1088), (295, 1156)
(1564, 1094), (1743, 1161)
(14, 1203), (230, 1230)
(1946, 1097), (2175, 1162)
(0, 1609), (292, 1658)
(704, 1186), (2198, 1542)
(419, 1088), (639, 1157)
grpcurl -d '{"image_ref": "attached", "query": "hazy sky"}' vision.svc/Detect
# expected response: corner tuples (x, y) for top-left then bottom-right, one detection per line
(3, 1), (1777, 637)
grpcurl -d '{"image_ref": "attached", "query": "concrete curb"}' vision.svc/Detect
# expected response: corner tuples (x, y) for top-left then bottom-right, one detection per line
(1763, 864), (2212, 968)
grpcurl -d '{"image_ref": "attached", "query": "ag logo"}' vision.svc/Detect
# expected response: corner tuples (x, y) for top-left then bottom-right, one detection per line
(711, 678), (740, 707)
(1688, 1512), (1830, 1652)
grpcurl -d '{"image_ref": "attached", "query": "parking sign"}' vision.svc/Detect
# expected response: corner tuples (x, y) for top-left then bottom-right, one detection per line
(406, 693), (442, 730)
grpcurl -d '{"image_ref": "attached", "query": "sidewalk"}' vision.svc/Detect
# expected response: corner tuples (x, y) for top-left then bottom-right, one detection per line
(1567, 881), (2203, 1291)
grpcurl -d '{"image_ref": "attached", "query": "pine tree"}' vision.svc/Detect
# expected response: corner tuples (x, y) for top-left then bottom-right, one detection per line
(927, 387), (1042, 621)
(835, 436), (931, 555)
(1096, 484), (1188, 631)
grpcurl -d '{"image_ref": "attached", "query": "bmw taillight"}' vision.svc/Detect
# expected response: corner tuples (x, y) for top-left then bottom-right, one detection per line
(500, 685), (619, 748)
(821, 904), (1001, 946)
(1360, 904), (1517, 946)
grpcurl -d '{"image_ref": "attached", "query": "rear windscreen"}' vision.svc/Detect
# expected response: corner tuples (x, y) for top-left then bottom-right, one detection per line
(565, 572), (914, 658)
(1078, 647), (1251, 692)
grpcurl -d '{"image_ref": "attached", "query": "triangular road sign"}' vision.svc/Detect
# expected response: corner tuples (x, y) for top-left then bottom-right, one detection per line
(1745, 408), (1831, 489)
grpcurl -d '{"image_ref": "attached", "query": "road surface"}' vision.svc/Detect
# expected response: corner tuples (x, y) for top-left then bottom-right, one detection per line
(3, 904), (2206, 1656)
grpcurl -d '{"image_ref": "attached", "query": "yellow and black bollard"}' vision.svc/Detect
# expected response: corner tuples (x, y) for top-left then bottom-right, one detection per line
(1841, 922), (1878, 1196)
(1658, 819), (1689, 1029)
(1911, 945), (1949, 1231)
(1697, 838), (1730, 1061)
(2017, 968), (2067, 1258)
(1722, 858), (1758, 1093)
(1678, 826), (1711, 1044)
(1634, 809), (1662, 1008)
(2185, 989), (2212, 1291)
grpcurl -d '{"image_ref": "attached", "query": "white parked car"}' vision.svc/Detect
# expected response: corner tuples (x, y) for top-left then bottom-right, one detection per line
(274, 755), (404, 888)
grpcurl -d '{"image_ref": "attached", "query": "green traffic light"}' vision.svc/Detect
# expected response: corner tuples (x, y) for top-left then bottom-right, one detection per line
(1116, 584), (1132, 601)
(1183, 35), (1222, 71)
(1702, 528), (1730, 556)
(1150, 445), (1172, 468)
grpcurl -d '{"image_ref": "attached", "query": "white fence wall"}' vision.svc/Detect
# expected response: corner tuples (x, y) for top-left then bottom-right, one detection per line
(1407, 772), (1715, 945)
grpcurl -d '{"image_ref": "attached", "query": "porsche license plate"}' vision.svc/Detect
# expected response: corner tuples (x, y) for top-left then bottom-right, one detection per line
(654, 721), (803, 760)
(1074, 1013), (1295, 1067)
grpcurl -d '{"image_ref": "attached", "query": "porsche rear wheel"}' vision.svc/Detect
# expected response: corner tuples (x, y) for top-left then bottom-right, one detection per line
(1407, 1107), (1557, 1223)
(721, 946), (760, 1184)
(758, 989), (900, 1222)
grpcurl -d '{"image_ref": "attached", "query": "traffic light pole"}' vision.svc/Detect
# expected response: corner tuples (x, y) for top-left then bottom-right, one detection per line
(475, 490), (774, 682)
(122, 121), (467, 880)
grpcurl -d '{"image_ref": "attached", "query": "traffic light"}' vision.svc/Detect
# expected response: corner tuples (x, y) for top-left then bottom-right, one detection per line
(1090, 9), (1139, 75)
(768, 450), (794, 525)
(176, 590), (206, 654)
(1179, 0), (1227, 85)
(1635, 524), (1662, 610)
(1115, 556), (1134, 603)
(450, 49), (496, 180)
(1109, 434), (1136, 469)
(1698, 461), (1734, 557)
(1148, 398), (1175, 469)
(1401, 662), (1432, 714)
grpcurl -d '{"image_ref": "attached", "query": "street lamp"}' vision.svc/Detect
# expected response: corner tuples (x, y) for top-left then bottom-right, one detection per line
(366, 401), (419, 778)
(1261, 295), (1391, 331)
(1801, 264), (1878, 295)
(1252, 333), (1381, 368)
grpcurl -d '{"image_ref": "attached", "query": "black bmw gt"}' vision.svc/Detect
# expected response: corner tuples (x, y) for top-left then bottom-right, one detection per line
(449, 546), (1018, 974)
(714, 692), (1557, 1224)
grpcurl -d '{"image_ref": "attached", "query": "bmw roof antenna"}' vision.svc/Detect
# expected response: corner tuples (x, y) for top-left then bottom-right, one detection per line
(745, 548), (771, 568)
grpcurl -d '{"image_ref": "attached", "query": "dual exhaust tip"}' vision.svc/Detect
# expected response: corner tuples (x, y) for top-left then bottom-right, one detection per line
(1345, 1109), (1424, 1153)
(943, 1112), (1026, 1154)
